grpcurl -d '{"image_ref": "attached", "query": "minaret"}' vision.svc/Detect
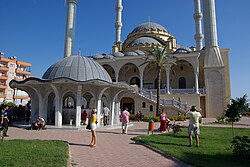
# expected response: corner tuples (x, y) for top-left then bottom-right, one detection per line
(203, 0), (226, 117)
(193, 0), (203, 51)
(64, 0), (78, 57)
(112, 0), (123, 53)
(202, 0), (223, 66)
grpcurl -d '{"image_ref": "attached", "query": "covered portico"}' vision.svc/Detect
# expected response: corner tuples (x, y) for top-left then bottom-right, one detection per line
(10, 56), (134, 127)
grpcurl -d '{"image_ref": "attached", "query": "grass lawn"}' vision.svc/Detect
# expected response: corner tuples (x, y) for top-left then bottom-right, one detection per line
(134, 126), (250, 167)
(0, 140), (68, 167)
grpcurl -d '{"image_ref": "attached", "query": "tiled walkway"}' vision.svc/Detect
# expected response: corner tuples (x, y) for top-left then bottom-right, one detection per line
(7, 122), (190, 167)
(5, 117), (250, 167)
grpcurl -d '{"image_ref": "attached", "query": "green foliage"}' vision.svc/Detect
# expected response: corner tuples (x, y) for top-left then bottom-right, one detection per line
(0, 140), (69, 167)
(231, 136), (250, 158)
(225, 94), (249, 123)
(140, 45), (177, 116)
(0, 102), (16, 108)
(143, 116), (160, 122)
(225, 94), (249, 136)
(134, 127), (250, 167)
(129, 114), (136, 121)
(169, 115), (186, 121)
(216, 115), (225, 123)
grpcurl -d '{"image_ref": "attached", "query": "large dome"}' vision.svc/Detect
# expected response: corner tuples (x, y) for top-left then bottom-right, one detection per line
(132, 22), (168, 33)
(42, 55), (112, 82)
(128, 37), (163, 46)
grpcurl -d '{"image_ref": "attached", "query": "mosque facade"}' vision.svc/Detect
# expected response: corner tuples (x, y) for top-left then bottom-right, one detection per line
(10, 0), (230, 127)
(95, 0), (231, 118)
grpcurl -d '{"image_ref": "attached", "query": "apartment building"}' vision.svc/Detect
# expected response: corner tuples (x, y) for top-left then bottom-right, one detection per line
(0, 52), (31, 105)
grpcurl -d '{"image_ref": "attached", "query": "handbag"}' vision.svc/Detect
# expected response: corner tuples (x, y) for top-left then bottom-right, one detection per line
(86, 122), (91, 130)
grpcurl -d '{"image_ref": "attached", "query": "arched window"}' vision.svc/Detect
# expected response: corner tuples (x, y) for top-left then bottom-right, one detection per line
(150, 105), (153, 112)
(130, 77), (140, 88)
(142, 102), (146, 108)
(179, 77), (186, 89)
(64, 96), (75, 108)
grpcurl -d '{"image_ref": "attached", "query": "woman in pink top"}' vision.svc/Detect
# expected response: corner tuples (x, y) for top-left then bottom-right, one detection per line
(121, 108), (130, 134)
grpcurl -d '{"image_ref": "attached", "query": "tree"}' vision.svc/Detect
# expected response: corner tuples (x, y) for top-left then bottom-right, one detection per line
(140, 46), (177, 116)
(225, 94), (249, 137)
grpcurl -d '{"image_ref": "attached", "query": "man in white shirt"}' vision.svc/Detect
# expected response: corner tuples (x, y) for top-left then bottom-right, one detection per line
(103, 106), (110, 126)
(185, 105), (202, 147)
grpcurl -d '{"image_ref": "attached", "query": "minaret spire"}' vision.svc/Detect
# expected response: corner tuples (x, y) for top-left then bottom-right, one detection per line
(202, 0), (223, 66)
(64, 0), (78, 57)
(112, 0), (123, 53)
(194, 0), (203, 51)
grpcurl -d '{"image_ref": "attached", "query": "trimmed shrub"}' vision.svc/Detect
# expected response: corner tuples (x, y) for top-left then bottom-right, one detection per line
(168, 115), (186, 121)
(231, 135), (250, 158)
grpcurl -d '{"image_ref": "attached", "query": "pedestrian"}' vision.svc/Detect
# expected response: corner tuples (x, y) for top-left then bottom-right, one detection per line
(103, 105), (110, 126)
(89, 109), (97, 147)
(81, 110), (87, 125)
(1, 105), (9, 137)
(121, 107), (130, 134)
(160, 110), (167, 133)
(33, 116), (46, 130)
(25, 100), (31, 124)
(139, 111), (143, 121)
(185, 105), (202, 147)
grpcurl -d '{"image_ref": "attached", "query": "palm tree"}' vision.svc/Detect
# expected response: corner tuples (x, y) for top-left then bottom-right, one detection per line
(140, 45), (177, 116)
(225, 94), (249, 137)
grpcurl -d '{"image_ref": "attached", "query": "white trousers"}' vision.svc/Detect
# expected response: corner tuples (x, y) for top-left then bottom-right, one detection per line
(122, 122), (129, 134)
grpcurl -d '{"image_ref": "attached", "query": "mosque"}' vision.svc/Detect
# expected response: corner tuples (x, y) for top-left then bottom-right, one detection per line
(10, 0), (230, 127)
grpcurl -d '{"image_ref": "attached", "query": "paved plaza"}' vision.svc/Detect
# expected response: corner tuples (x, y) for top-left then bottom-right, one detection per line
(5, 117), (250, 167)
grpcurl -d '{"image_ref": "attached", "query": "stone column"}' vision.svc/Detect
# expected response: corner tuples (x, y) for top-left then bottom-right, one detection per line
(64, 0), (78, 57)
(97, 98), (102, 126)
(140, 71), (144, 89)
(75, 85), (82, 126)
(195, 72), (199, 94)
(115, 72), (119, 82)
(166, 65), (171, 94)
(110, 101), (116, 126)
(55, 96), (62, 127)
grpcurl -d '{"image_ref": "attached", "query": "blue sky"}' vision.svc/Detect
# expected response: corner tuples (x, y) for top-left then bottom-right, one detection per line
(0, 0), (249, 99)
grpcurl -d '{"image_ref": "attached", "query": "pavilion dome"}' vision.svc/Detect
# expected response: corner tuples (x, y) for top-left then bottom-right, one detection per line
(42, 55), (112, 82)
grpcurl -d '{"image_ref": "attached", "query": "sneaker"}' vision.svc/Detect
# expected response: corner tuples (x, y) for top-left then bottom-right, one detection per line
(188, 145), (192, 147)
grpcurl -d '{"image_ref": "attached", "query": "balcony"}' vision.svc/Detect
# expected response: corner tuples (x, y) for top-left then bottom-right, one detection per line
(0, 94), (6, 98)
(0, 65), (9, 71)
(15, 69), (31, 75)
(0, 74), (8, 80)
(0, 84), (7, 89)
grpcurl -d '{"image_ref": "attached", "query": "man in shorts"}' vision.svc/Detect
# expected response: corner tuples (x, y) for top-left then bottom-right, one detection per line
(185, 105), (202, 147)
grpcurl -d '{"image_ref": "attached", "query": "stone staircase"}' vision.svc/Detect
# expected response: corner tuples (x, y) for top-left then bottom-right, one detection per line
(136, 89), (189, 114)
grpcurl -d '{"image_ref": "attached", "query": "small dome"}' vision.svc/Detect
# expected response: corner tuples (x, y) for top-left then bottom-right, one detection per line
(42, 55), (112, 82)
(174, 48), (190, 54)
(124, 51), (138, 56)
(93, 54), (104, 59)
(128, 37), (162, 46)
(174, 45), (192, 54)
(132, 22), (168, 33)
(113, 52), (124, 57)
(104, 54), (114, 59)
(133, 50), (145, 55)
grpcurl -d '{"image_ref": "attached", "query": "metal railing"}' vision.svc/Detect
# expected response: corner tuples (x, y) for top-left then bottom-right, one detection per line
(138, 89), (189, 111)
(144, 87), (205, 95)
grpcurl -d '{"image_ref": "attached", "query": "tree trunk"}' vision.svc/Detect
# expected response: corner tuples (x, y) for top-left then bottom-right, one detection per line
(156, 68), (161, 116)
(232, 121), (235, 137)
